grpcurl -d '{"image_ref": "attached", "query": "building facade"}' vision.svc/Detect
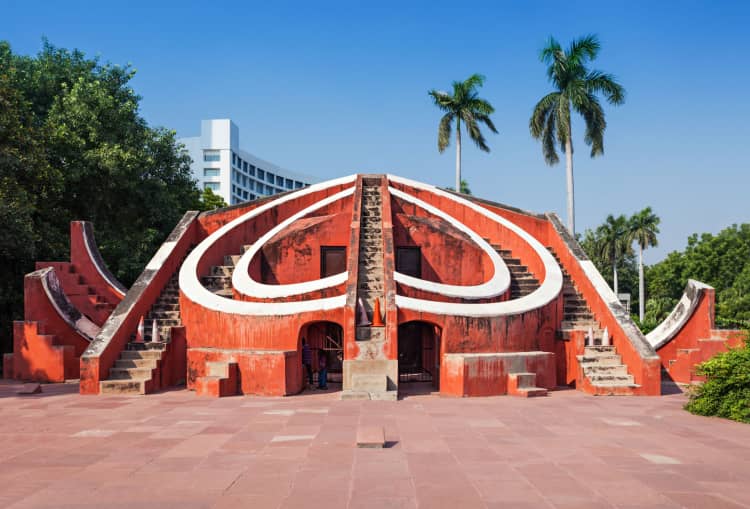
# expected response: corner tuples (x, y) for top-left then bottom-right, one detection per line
(179, 119), (318, 205)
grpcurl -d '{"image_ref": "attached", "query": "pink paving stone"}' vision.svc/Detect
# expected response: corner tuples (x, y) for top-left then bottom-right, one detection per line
(356, 425), (385, 448)
(1, 381), (750, 508)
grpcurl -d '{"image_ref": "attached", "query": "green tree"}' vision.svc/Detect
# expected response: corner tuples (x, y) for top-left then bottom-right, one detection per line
(0, 39), (203, 357)
(647, 224), (750, 326)
(428, 74), (497, 193)
(446, 179), (472, 195)
(595, 214), (631, 295)
(200, 187), (228, 210)
(628, 207), (660, 322)
(530, 34), (625, 234)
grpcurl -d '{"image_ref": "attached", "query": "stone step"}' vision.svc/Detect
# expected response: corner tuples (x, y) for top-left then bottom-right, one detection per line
(210, 266), (234, 277)
(109, 367), (155, 380)
(120, 350), (164, 360)
(115, 358), (159, 369)
(588, 373), (635, 384)
(148, 309), (180, 319)
(224, 255), (240, 266)
(145, 318), (181, 327)
(583, 364), (628, 375)
(100, 379), (152, 395)
(201, 276), (231, 290)
(578, 354), (621, 365)
(585, 345), (616, 355)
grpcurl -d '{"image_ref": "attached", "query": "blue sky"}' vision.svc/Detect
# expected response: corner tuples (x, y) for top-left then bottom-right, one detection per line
(4, 1), (749, 263)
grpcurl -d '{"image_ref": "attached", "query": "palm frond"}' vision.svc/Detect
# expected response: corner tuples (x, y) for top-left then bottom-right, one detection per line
(475, 113), (498, 134)
(428, 89), (453, 112)
(530, 92), (560, 138)
(437, 113), (453, 153)
(541, 111), (559, 165)
(465, 116), (490, 152)
(585, 70), (625, 105)
(567, 34), (600, 66)
(579, 93), (606, 157)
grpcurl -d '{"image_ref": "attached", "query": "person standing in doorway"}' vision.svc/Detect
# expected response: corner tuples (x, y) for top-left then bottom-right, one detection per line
(302, 338), (313, 388)
(318, 349), (328, 390)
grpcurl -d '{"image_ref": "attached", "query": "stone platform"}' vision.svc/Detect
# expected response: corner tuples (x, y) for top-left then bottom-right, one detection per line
(1, 380), (749, 508)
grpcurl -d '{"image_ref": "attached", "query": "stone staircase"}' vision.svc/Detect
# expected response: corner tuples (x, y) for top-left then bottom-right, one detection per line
(343, 178), (396, 400)
(507, 372), (548, 397)
(195, 361), (239, 397)
(37, 262), (116, 326)
(100, 344), (165, 394)
(100, 274), (183, 394)
(547, 248), (638, 395)
(201, 245), (251, 298)
(491, 245), (540, 298)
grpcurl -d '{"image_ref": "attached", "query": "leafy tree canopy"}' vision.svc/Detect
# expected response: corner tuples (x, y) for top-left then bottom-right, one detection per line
(0, 39), (203, 355)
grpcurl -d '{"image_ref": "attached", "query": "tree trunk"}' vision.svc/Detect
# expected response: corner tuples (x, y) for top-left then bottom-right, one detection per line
(455, 118), (462, 193)
(564, 129), (575, 234)
(639, 245), (645, 322)
(613, 262), (619, 296)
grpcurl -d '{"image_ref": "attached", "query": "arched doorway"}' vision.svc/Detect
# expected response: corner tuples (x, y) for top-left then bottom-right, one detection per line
(397, 321), (441, 388)
(298, 321), (344, 390)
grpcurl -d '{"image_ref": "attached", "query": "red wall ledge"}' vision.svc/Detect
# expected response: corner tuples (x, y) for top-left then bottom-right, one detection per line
(545, 213), (662, 395)
(79, 211), (200, 394)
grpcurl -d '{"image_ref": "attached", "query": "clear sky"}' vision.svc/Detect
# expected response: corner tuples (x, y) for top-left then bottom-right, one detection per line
(4, 0), (749, 263)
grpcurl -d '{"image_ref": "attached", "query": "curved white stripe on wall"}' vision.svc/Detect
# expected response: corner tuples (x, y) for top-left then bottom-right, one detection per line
(232, 187), (354, 298)
(179, 175), (357, 316)
(387, 174), (563, 317)
(389, 187), (510, 299)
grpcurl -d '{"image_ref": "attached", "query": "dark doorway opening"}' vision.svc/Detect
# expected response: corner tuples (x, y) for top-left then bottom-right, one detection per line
(299, 321), (344, 386)
(398, 321), (441, 387)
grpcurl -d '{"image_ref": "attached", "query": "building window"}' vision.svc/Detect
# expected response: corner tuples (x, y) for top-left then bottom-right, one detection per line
(295, 181), (303, 189)
(266, 172), (275, 184)
(276, 176), (284, 187)
(257, 168), (265, 180)
(242, 175), (247, 187)
(242, 161), (247, 172)
(243, 190), (248, 199)
(204, 168), (220, 177)
(238, 157), (243, 168)
(232, 153), (237, 166)
(285, 178), (294, 189)
(250, 193), (256, 200)
(248, 180), (254, 191)
(204, 182), (220, 191)
(204, 150), (220, 162)
(265, 184), (274, 195)
(248, 165), (255, 176)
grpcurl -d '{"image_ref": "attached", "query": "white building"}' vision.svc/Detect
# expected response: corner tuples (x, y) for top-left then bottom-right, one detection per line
(180, 119), (319, 206)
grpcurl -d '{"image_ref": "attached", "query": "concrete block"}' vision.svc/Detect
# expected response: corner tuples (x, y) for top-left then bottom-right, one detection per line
(352, 374), (386, 392)
(356, 426), (385, 448)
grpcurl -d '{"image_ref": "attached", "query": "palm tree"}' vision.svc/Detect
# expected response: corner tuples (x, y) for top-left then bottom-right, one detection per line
(629, 207), (660, 322)
(429, 74), (497, 193)
(596, 214), (630, 295)
(446, 179), (472, 195)
(530, 34), (625, 234)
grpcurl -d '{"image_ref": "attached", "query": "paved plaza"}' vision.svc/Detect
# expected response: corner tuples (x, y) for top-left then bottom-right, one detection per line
(1, 381), (749, 509)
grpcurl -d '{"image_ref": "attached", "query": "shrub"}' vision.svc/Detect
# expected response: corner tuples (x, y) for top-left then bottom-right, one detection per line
(685, 332), (750, 423)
